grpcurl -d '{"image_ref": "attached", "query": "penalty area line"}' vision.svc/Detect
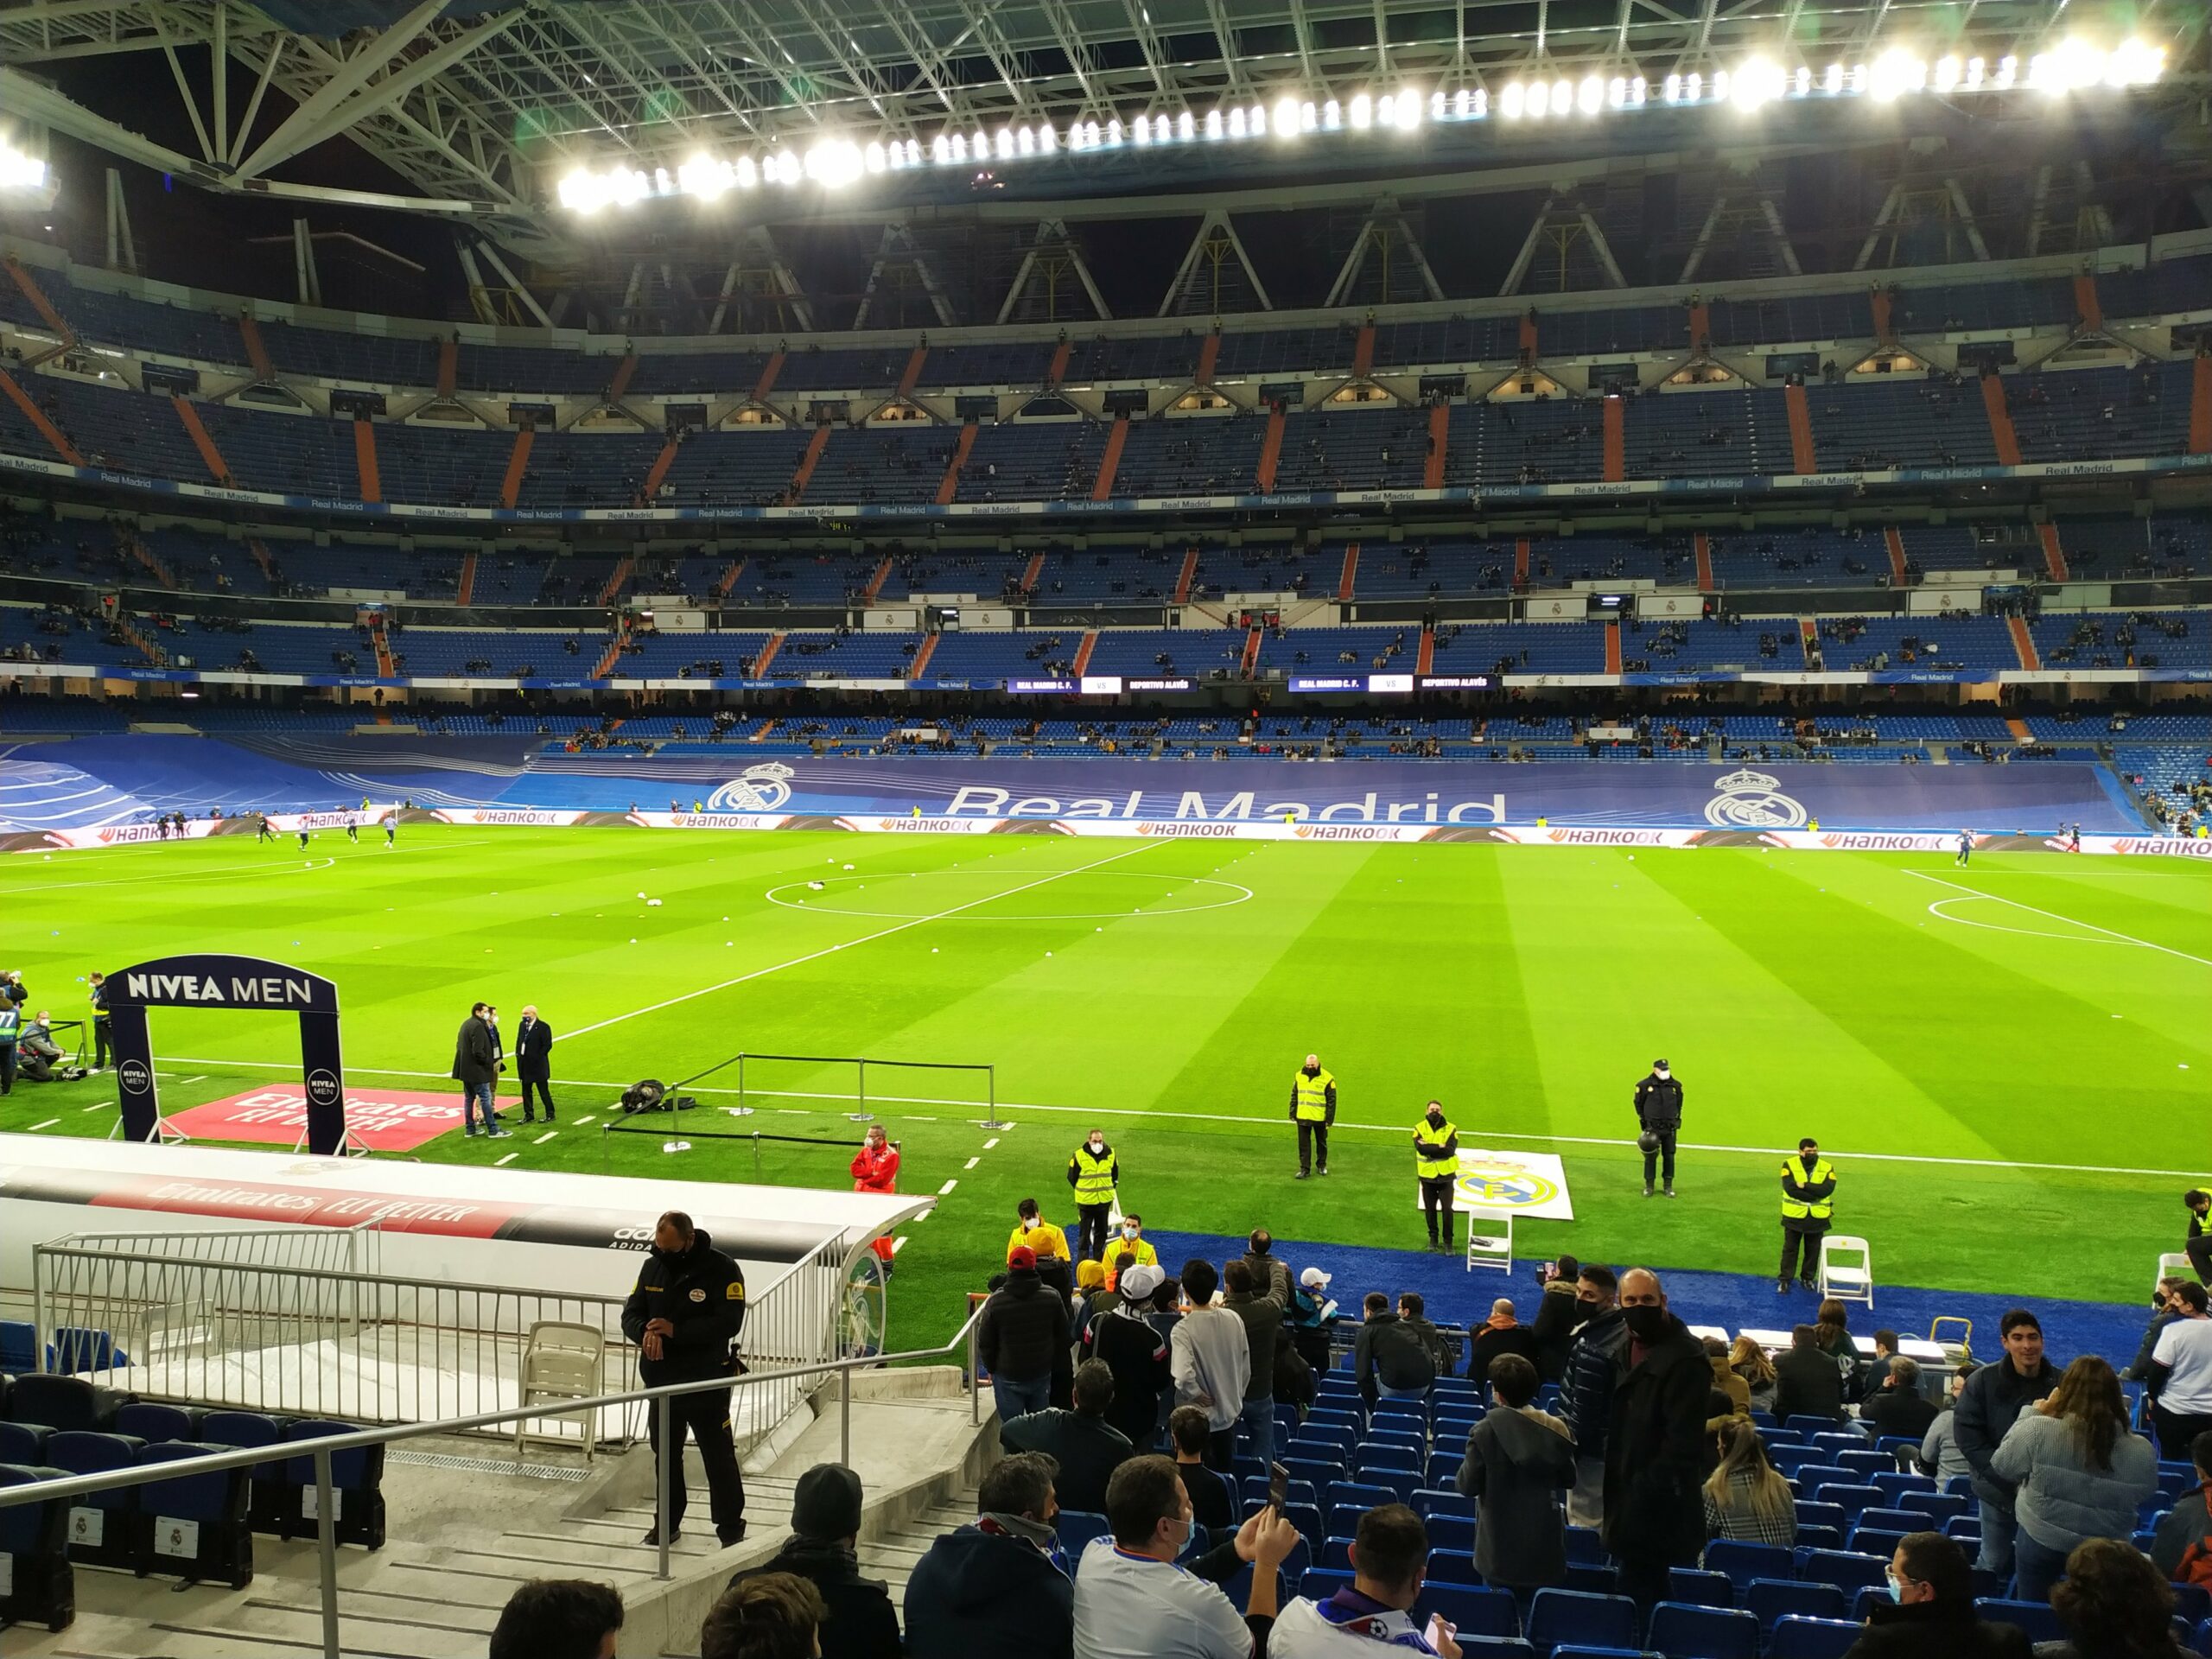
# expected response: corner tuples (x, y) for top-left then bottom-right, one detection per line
(1905, 868), (2212, 969)
(161, 1053), (2212, 1183)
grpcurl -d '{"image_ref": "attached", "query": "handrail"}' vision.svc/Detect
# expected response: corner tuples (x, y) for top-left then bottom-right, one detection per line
(0, 1295), (989, 1658)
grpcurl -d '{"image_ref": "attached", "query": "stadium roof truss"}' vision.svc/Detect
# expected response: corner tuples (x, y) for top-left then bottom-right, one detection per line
(0, 1), (2202, 269)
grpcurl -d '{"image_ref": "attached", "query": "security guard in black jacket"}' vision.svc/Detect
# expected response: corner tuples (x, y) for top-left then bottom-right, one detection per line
(622, 1211), (747, 1547)
(1633, 1059), (1683, 1198)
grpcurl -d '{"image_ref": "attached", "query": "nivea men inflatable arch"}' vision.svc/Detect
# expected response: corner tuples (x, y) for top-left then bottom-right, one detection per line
(108, 955), (347, 1154)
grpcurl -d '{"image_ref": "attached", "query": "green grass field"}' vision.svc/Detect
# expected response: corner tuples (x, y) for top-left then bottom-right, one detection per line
(2, 827), (2206, 1345)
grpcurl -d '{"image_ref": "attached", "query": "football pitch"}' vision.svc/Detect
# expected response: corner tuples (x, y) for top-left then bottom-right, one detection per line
(2, 825), (2205, 1344)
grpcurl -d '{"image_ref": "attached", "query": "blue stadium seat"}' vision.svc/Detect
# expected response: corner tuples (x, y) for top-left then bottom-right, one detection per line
(1366, 1429), (1427, 1456)
(0, 1421), (48, 1464)
(1794, 1525), (1845, 1553)
(0, 1321), (35, 1376)
(0, 1463), (74, 1632)
(1281, 1503), (1325, 1551)
(1747, 1578), (1848, 1630)
(1286, 1456), (1340, 1493)
(1668, 1567), (1734, 1607)
(1218, 1535), (1309, 1611)
(1704, 1540), (1794, 1593)
(44, 1430), (143, 1571)
(1810, 1483), (1883, 1518)
(1428, 1452), (1467, 1489)
(1769, 1446), (1821, 1478)
(281, 1419), (385, 1548)
(1836, 1451), (1891, 1478)
(2171, 1584), (2211, 1628)
(1429, 1548), (1476, 1585)
(1942, 1513), (1982, 1543)
(1421, 1582), (1518, 1638)
(1766, 1616), (1860, 1659)
(1565, 1526), (1606, 1563)
(1424, 1513), (1478, 1556)
(45, 1329), (126, 1375)
(1301, 1566), (1354, 1601)
(1359, 1443), (1421, 1474)
(1560, 1561), (1620, 1595)
(115, 1403), (201, 1446)
(1875, 1473), (1941, 1505)
(1320, 1535), (1354, 1571)
(1328, 1480), (1400, 1515)
(1526, 1589), (1639, 1653)
(2195, 1616), (2212, 1657)
(1797, 1548), (1888, 1592)
(1796, 1501), (1847, 1535)
(1847, 1526), (1910, 1560)
(1977, 1599), (2063, 1645)
(1794, 1465), (1850, 1495)
(1458, 1640), (1536, 1659)
(136, 1441), (254, 1586)
(1783, 1417), (1844, 1437)
(1413, 1486), (1474, 1519)
(1648, 1601), (1759, 1659)
(1055, 1509), (1110, 1554)
(200, 1410), (289, 1534)
(6, 1376), (110, 1433)
(1809, 1433), (1864, 1460)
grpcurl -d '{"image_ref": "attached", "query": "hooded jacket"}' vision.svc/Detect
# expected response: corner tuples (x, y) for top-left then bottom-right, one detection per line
(1988, 1408), (2158, 1554)
(905, 1520), (1072, 1659)
(1455, 1404), (1576, 1586)
(620, 1229), (746, 1386)
(977, 1266), (1072, 1387)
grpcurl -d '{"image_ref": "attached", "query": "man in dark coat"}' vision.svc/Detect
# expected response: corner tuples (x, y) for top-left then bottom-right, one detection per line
(1085, 1262), (1172, 1447)
(1949, 1308), (2058, 1581)
(1632, 1059), (1683, 1198)
(450, 1001), (508, 1138)
(905, 1451), (1071, 1659)
(730, 1464), (899, 1659)
(1465, 1297), (1541, 1385)
(1602, 1268), (1710, 1622)
(620, 1210), (747, 1546)
(1773, 1325), (1849, 1422)
(513, 1003), (556, 1122)
(978, 1246), (1072, 1422)
(1529, 1256), (1586, 1384)
(1860, 1357), (1941, 1442)
(999, 1360), (1136, 1515)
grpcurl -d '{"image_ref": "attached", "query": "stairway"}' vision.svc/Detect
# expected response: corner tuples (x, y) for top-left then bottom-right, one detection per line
(2036, 523), (2069, 582)
(640, 438), (679, 503)
(752, 632), (786, 677)
(1337, 543), (1359, 602)
(169, 397), (232, 486)
(591, 636), (625, 677)
(1173, 547), (1201, 605)
(1601, 396), (1625, 481)
(896, 346), (928, 401)
(456, 551), (478, 607)
(499, 427), (534, 509)
(1694, 532), (1714, 592)
(2192, 357), (2212, 456)
(1090, 416), (1128, 500)
(1071, 630), (1099, 677)
(1783, 382), (1818, 474)
(2008, 616), (2043, 671)
(751, 352), (785, 405)
(1195, 330), (1221, 386)
(0, 368), (83, 464)
(1018, 551), (1046, 594)
(906, 633), (940, 680)
(715, 557), (748, 600)
(1979, 374), (2022, 466)
(1255, 405), (1286, 492)
(1238, 625), (1263, 678)
(863, 556), (893, 603)
(3, 257), (75, 349)
(435, 338), (459, 400)
(606, 353), (638, 405)
(372, 620), (396, 677)
(1423, 404), (1448, 487)
(598, 556), (637, 607)
(353, 419), (381, 505)
(1046, 338), (1071, 390)
(1604, 620), (1624, 675)
(1885, 527), (1909, 585)
(936, 419), (977, 505)
(245, 537), (276, 584)
(121, 530), (177, 590)
(1799, 618), (1821, 668)
(238, 314), (276, 383)
(1351, 324), (1376, 380)
(785, 426), (832, 505)
(1415, 625), (1435, 675)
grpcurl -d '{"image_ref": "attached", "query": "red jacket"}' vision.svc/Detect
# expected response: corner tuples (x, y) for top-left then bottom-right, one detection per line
(850, 1143), (900, 1194)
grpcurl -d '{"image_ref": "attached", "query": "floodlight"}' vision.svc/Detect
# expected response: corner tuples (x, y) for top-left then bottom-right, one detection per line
(1965, 57), (1986, 88)
(1663, 73), (1683, 104)
(1608, 76), (1629, 109)
(1177, 110), (1193, 140)
(1869, 49), (1921, 101)
(1322, 99), (1341, 129)
(1273, 96), (1301, 137)
(1350, 92), (1373, 129)
(1684, 72), (1703, 102)
(1934, 55), (1961, 92)
(1579, 75), (1604, 114)
(1396, 88), (1421, 126)
(1223, 107), (1241, 139)
(0, 143), (45, 195)
(1501, 82), (1525, 119)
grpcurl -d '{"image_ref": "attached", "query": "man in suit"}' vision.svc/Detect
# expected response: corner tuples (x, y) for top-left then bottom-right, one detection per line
(514, 1004), (556, 1122)
(451, 1001), (509, 1139)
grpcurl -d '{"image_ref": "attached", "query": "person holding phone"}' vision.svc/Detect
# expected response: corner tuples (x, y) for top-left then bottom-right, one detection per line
(1268, 1502), (1463, 1656)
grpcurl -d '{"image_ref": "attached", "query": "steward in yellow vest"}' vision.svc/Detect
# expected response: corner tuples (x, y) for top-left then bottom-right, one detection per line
(1066, 1129), (1121, 1264)
(1289, 1053), (1337, 1179)
(1413, 1101), (1459, 1253)
(1778, 1137), (1838, 1293)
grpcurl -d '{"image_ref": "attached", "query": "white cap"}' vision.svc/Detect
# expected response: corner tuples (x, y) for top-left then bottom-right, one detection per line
(1119, 1263), (1166, 1300)
(1300, 1267), (1332, 1289)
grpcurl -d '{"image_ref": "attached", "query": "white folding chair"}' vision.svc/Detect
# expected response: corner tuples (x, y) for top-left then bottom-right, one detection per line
(2158, 1253), (2194, 1294)
(1817, 1235), (1874, 1310)
(1464, 1208), (1513, 1274)
(516, 1320), (607, 1464)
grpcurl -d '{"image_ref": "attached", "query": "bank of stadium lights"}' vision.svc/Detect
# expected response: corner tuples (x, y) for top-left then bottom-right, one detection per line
(0, 141), (48, 195)
(550, 37), (2165, 215)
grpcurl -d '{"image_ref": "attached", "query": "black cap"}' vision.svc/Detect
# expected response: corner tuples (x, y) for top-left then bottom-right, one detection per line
(791, 1463), (863, 1540)
(1653, 1058), (1669, 1070)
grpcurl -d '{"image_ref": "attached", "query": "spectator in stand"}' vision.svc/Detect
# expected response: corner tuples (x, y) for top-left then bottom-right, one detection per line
(1454, 1352), (1573, 1611)
(1728, 1335), (1777, 1414)
(1220, 1262), (1281, 1471)
(2148, 1281), (2212, 1462)
(1953, 1308), (2061, 1582)
(1269, 1503), (1465, 1658)
(1859, 1329), (1903, 1402)
(1840, 1531), (2034, 1659)
(904, 1451), (1071, 1659)
(1991, 1355), (2158, 1601)
(1918, 1363), (1979, 1483)
(701, 1573), (825, 1659)
(1285, 1267), (1338, 1375)
(2123, 1276), (2193, 1393)
(489, 1580), (625, 1659)
(2151, 1428), (2212, 1579)
(2185, 1189), (2212, 1284)
(1001, 1360), (1138, 1516)
(1395, 1293), (1451, 1376)
(2044, 1538), (2191, 1659)
(1703, 1335), (1750, 1430)
(1073, 1260), (1114, 1344)
(1168, 1404), (1236, 1532)
(1464, 1298), (1538, 1385)
(1774, 1324), (1849, 1422)
(1353, 1291), (1437, 1406)
(1089, 1262), (1173, 1448)
(1604, 1268), (1711, 1620)
(728, 1465), (900, 1659)
(1071, 1455), (1300, 1659)
(1560, 1265), (1626, 1528)
(1702, 1418), (1797, 1545)
(1170, 1258), (1249, 1471)
(1529, 1255), (1584, 1384)
(979, 1246), (1072, 1424)
(1239, 1230), (1294, 1308)
(1816, 1298), (1862, 1392)
(1010, 1198), (1075, 1300)
(1862, 1356), (1940, 1442)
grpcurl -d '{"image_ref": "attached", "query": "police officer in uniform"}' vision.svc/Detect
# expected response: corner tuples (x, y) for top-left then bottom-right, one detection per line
(1066, 1128), (1120, 1264)
(1413, 1099), (1459, 1253)
(87, 971), (113, 1071)
(1290, 1053), (1337, 1179)
(622, 1210), (747, 1547)
(1777, 1138), (1838, 1294)
(1634, 1058), (1683, 1199)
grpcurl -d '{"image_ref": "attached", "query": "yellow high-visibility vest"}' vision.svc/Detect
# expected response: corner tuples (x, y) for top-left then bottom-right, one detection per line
(1293, 1068), (1335, 1122)
(1780, 1158), (1838, 1222)
(1414, 1118), (1459, 1180)
(1071, 1145), (1117, 1205)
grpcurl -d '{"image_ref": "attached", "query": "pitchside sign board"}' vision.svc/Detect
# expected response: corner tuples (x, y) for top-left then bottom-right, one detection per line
(108, 955), (346, 1154)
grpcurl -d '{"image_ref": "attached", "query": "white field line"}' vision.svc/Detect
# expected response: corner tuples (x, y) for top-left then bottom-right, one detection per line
(160, 1053), (2212, 1182)
(496, 1154), (518, 1166)
(0, 837), (492, 891)
(1906, 868), (2212, 969)
(535, 1131), (558, 1144)
(562, 842), (1162, 1040)
(27, 1119), (57, 1131)
(938, 1179), (958, 1195)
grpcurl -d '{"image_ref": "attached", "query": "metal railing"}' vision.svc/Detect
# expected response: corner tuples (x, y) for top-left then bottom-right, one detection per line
(0, 1302), (989, 1659)
(29, 1227), (852, 1442)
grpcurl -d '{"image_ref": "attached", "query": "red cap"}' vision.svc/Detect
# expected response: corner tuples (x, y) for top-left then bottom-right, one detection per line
(1007, 1245), (1037, 1270)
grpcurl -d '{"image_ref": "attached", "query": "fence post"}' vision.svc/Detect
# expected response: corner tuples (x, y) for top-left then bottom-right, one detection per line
(656, 1390), (673, 1580)
(753, 1133), (761, 1181)
(839, 1363), (852, 1468)
(968, 1315), (979, 1425)
(857, 1056), (867, 1122)
(315, 1446), (341, 1659)
(30, 1248), (47, 1376)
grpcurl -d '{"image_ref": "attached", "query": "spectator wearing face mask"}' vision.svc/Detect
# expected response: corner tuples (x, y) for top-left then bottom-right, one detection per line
(1604, 1268), (1711, 1621)
(1109, 1214), (1158, 1281)
(1841, 1531), (2033, 1659)
(1561, 1266), (1625, 1527)
(1412, 1099), (1459, 1253)
(1010, 1198), (1075, 1301)
(1068, 1128), (1121, 1266)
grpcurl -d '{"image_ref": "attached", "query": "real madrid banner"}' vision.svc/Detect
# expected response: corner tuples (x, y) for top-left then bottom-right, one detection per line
(1410, 1147), (1577, 1221)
